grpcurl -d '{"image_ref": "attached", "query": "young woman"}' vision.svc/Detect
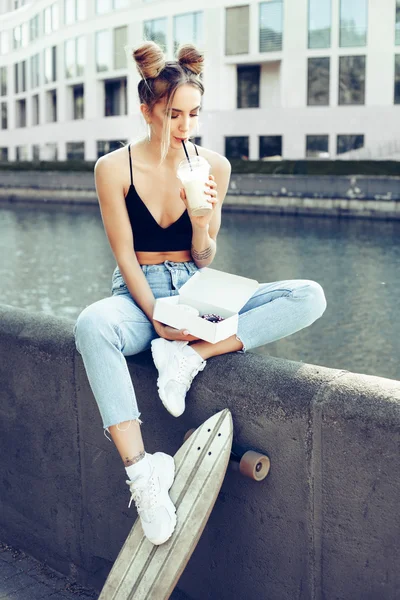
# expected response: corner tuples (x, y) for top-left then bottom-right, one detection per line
(74, 41), (326, 546)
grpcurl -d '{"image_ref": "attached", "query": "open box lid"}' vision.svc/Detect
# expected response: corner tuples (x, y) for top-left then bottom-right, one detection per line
(179, 268), (259, 314)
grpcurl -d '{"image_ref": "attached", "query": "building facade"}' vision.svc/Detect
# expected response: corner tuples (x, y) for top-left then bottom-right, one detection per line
(0, 0), (399, 162)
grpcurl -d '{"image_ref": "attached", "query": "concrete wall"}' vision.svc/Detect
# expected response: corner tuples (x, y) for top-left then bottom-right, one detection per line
(1, 170), (400, 219)
(1, 170), (400, 201)
(0, 303), (399, 599)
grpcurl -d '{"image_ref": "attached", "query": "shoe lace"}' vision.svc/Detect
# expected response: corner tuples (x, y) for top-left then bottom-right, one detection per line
(176, 356), (205, 389)
(127, 475), (158, 514)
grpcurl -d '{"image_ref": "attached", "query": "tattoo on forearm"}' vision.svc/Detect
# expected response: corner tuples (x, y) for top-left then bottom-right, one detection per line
(191, 245), (213, 261)
(124, 450), (146, 467)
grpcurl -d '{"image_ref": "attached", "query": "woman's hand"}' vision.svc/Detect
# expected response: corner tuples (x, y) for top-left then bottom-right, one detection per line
(153, 319), (200, 343)
(179, 174), (218, 229)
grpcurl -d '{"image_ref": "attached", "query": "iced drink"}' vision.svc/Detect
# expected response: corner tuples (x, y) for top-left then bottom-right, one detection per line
(177, 156), (212, 217)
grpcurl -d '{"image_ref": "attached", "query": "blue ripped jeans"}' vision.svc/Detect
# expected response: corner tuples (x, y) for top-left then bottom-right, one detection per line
(73, 261), (327, 429)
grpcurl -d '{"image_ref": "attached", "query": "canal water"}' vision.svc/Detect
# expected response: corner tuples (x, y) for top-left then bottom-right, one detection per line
(1, 202), (399, 381)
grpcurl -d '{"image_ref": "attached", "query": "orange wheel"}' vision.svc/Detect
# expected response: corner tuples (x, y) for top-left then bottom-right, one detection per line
(239, 451), (270, 481)
(183, 428), (196, 444)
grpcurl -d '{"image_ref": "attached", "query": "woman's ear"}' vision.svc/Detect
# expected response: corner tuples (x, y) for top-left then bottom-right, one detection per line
(140, 103), (150, 123)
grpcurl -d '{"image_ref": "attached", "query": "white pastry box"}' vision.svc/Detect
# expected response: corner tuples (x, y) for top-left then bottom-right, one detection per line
(153, 268), (259, 344)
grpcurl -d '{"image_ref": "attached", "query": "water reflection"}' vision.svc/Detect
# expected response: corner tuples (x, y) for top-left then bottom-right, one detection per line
(1, 203), (399, 381)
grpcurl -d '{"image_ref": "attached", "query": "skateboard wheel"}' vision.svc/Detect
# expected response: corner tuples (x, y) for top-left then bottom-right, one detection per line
(239, 451), (270, 481)
(183, 428), (196, 443)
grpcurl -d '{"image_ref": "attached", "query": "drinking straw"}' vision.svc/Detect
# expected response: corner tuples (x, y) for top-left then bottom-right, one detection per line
(181, 140), (193, 171)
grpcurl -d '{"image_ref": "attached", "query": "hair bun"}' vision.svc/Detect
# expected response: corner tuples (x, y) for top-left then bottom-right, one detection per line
(177, 44), (204, 76)
(132, 41), (166, 80)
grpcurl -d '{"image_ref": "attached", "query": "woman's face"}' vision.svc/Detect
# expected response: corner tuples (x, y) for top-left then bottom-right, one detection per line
(143, 84), (202, 149)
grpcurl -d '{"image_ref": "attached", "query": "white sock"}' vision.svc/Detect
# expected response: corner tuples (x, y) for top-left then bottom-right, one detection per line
(125, 452), (152, 482)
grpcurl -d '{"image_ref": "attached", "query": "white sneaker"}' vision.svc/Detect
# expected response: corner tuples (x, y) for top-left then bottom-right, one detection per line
(151, 339), (206, 417)
(126, 452), (176, 545)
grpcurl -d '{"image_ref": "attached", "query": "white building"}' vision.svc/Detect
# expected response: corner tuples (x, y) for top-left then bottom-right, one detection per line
(0, 0), (399, 162)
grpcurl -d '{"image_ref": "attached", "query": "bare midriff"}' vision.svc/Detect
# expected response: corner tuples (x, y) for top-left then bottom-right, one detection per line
(136, 249), (192, 265)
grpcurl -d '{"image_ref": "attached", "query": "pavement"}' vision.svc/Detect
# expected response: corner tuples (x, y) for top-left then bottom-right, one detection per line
(0, 542), (97, 599)
(0, 541), (189, 600)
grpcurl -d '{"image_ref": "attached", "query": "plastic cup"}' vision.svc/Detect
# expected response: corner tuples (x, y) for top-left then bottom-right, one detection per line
(177, 156), (212, 217)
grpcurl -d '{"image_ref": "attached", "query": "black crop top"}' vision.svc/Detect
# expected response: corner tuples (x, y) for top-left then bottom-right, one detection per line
(125, 142), (198, 252)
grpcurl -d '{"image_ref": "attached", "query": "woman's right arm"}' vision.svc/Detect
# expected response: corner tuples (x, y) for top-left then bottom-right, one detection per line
(94, 156), (156, 321)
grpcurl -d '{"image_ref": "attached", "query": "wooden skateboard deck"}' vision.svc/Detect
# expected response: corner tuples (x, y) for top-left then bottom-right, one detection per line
(99, 408), (233, 600)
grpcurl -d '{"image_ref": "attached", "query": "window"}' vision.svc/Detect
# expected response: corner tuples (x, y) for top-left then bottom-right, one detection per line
(144, 18), (167, 52)
(96, 30), (112, 72)
(1, 102), (7, 129)
(96, 0), (111, 13)
(237, 66), (260, 108)
(113, 26), (127, 70)
(395, 55), (400, 104)
(308, 0), (331, 49)
(173, 12), (203, 55)
(65, 37), (86, 78)
(396, 1), (400, 45)
(44, 46), (57, 83)
(65, 0), (85, 25)
(225, 136), (249, 160)
(337, 134), (364, 155)
(306, 135), (329, 158)
(13, 26), (20, 49)
(96, 0), (128, 14)
(43, 142), (58, 160)
(339, 0), (367, 48)
(260, 136), (282, 159)
(29, 14), (40, 42)
(66, 142), (85, 160)
(0, 147), (8, 161)
(16, 145), (28, 161)
(114, 0), (129, 8)
(72, 84), (84, 119)
(44, 3), (59, 35)
(16, 98), (26, 127)
(308, 57), (330, 105)
(259, 1), (283, 52)
(65, 40), (74, 78)
(30, 54), (40, 88)
(339, 56), (366, 105)
(0, 66), (7, 96)
(46, 89), (57, 122)
(105, 78), (127, 116)
(32, 94), (39, 125)
(97, 139), (127, 158)
(76, 37), (85, 76)
(225, 6), (249, 55)
(14, 61), (27, 93)
(13, 23), (28, 49)
(0, 32), (9, 55)
(32, 144), (40, 161)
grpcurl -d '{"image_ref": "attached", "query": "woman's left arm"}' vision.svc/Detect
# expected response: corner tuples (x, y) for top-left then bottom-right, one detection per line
(188, 156), (232, 268)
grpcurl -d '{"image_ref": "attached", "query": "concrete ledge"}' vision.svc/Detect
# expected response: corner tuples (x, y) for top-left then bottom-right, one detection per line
(1, 187), (400, 220)
(0, 304), (399, 599)
(1, 171), (400, 220)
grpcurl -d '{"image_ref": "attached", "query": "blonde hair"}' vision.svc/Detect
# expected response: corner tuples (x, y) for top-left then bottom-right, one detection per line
(129, 40), (205, 167)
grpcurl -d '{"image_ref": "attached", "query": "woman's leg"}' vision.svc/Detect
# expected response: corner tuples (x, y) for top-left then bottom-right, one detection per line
(74, 293), (156, 434)
(191, 279), (327, 359)
(74, 293), (176, 545)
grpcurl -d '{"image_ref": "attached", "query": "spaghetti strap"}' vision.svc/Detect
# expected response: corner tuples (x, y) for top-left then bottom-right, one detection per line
(128, 144), (133, 186)
(191, 141), (199, 156)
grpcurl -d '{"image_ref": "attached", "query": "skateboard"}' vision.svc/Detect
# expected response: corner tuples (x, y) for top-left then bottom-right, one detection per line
(183, 428), (270, 481)
(99, 409), (233, 600)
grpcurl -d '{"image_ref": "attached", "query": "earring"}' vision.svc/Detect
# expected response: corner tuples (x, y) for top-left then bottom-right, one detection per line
(147, 123), (151, 140)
